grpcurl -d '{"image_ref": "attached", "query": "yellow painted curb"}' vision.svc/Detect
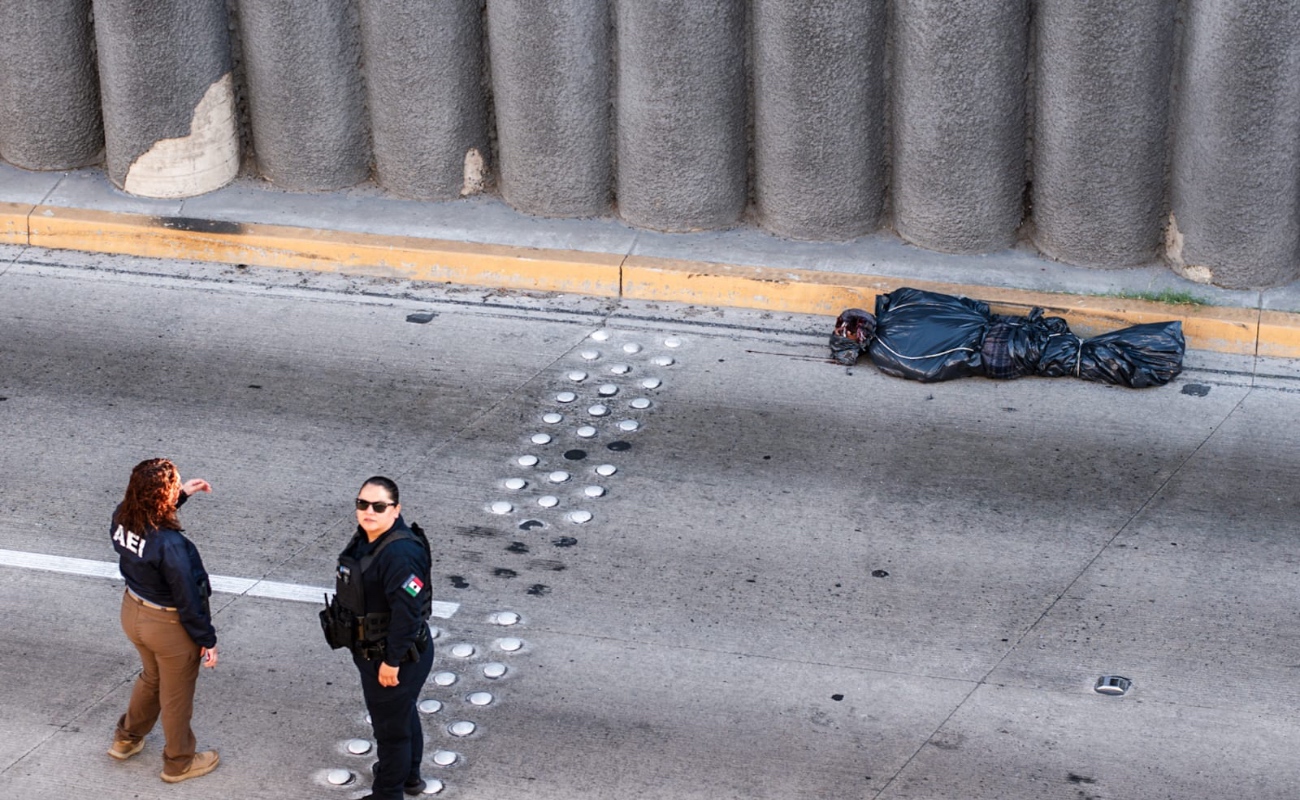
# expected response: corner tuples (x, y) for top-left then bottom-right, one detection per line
(27, 206), (623, 297)
(0, 201), (32, 245)
(623, 255), (1273, 356)
(14, 205), (1300, 358)
(1258, 311), (1300, 359)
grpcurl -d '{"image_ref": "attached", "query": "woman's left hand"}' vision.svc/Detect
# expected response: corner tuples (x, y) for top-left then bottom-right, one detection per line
(378, 662), (400, 687)
(181, 478), (212, 496)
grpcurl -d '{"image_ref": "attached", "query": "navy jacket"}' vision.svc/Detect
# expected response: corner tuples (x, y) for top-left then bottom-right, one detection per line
(339, 516), (430, 667)
(111, 492), (217, 648)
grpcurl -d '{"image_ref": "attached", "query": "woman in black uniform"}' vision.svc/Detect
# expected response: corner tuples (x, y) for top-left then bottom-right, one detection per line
(108, 458), (220, 784)
(338, 476), (434, 799)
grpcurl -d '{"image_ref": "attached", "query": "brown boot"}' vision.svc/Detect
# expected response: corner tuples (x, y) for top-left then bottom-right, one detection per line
(160, 750), (219, 783)
(107, 738), (144, 760)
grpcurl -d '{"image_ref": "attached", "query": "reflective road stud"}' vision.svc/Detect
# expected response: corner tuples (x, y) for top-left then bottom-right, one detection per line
(504, 478), (527, 490)
(467, 691), (494, 706)
(651, 356), (674, 366)
(1095, 676), (1132, 696)
(497, 637), (524, 652)
(490, 501), (513, 515)
(433, 672), (457, 687)
(432, 751), (459, 767)
(568, 370), (588, 382)
(538, 495), (559, 508)
(517, 455), (539, 467)
(491, 611), (520, 625)
(588, 404), (609, 417)
(345, 739), (372, 755)
(448, 721), (477, 737)
(609, 363), (631, 374)
(580, 350), (600, 360)
(595, 464), (617, 476)
(531, 433), (552, 445)
(548, 470), (571, 483)
(598, 384), (618, 396)
(568, 510), (593, 524)
(623, 343), (642, 354)
(421, 778), (445, 794)
(418, 699), (443, 714)
(543, 412), (563, 424)
(482, 663), (508, 678)
(630, 398), (652, 409)
(583, 485), (605, 498)
(618, 420), (640, 432)
(577, 426), (597, 438)
(641, 378), (662, 389)
(590, 330), (610, 341)
(556, 391), (577, 403)
(451, 643), (475, 658)
(665, 337), (682, 348)
(326, 769), (354, 786)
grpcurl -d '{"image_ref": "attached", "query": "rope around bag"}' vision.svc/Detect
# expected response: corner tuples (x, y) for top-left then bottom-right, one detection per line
(870, 340), (978, 361)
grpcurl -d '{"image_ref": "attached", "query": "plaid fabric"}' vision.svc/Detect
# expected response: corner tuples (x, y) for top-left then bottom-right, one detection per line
(981, 321), (1023, 380)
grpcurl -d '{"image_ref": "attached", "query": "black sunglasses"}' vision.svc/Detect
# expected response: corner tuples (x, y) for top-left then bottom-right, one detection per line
(355, 499), (395, 513)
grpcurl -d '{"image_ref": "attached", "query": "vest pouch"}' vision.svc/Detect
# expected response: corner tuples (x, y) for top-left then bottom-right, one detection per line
(319, 594), (357, 650)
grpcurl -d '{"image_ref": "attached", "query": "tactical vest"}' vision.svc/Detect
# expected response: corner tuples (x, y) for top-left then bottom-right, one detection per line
(333, 524), (432, 644)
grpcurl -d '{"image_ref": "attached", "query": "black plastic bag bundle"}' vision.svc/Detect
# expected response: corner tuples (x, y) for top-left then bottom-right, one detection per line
(831, 287), (1186, 388)
(867, 288), (990, 382)
(1034, 320), (1185, 387)
(980, 309), (1072, 380)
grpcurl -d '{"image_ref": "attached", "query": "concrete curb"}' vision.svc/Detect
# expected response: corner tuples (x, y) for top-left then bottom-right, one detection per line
(11, 203), (1299, 358)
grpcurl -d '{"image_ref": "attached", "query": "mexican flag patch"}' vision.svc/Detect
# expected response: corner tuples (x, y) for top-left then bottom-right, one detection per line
(402, 574), (424, 597)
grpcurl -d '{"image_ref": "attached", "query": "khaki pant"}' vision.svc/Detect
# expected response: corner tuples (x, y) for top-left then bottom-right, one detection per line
(115, 590), (201, 776)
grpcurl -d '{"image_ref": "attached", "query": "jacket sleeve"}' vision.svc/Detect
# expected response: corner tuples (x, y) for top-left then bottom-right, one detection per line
(378, 539), (429, 667)
(158, 536), (217, 648)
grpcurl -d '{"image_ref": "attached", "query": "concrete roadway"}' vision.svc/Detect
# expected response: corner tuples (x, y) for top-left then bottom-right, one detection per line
(1, 246), (1298, 799)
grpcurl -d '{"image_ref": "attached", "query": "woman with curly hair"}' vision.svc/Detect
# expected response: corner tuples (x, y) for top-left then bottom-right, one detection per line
(107, 458), (220, 784)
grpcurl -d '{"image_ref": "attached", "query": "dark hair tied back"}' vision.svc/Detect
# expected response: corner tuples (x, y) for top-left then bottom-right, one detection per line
(360, 475), (399, 504)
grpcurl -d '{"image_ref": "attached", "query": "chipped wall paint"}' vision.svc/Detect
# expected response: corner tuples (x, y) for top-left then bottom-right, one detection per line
(123, 74), (238, 199)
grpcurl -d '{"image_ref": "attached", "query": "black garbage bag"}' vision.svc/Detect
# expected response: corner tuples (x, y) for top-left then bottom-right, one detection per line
(1035, 320), (1185, 387)
(980, 308), (1073, 380)
(830, 287), (1185, 388)
(867, 287), (990, 382)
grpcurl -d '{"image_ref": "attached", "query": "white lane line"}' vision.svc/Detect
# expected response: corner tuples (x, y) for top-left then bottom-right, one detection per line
(0, 548), (459, 618)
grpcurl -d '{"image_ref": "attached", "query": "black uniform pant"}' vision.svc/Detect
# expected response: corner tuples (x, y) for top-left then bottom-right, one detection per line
(353, 641), (434, 799)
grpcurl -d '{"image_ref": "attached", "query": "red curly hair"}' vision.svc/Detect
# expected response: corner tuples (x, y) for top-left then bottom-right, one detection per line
(113, 458), (182, 536)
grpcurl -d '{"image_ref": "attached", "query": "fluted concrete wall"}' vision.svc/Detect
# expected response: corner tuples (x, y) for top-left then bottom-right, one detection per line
(0, 0), (102, 170)
(487, 0), (611, 217)
(615, 0), (748, 232)
(91, 0), (239, 198)
(4, 3), (1300, 288)
(1032, 0), (1176, 268)
(238, 0), (370, 191)
(893, 0), (1029, 254)
(358, 0), (488, 201)
(752, 0), (887, 241)
(1169, 1), (1300, 289)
